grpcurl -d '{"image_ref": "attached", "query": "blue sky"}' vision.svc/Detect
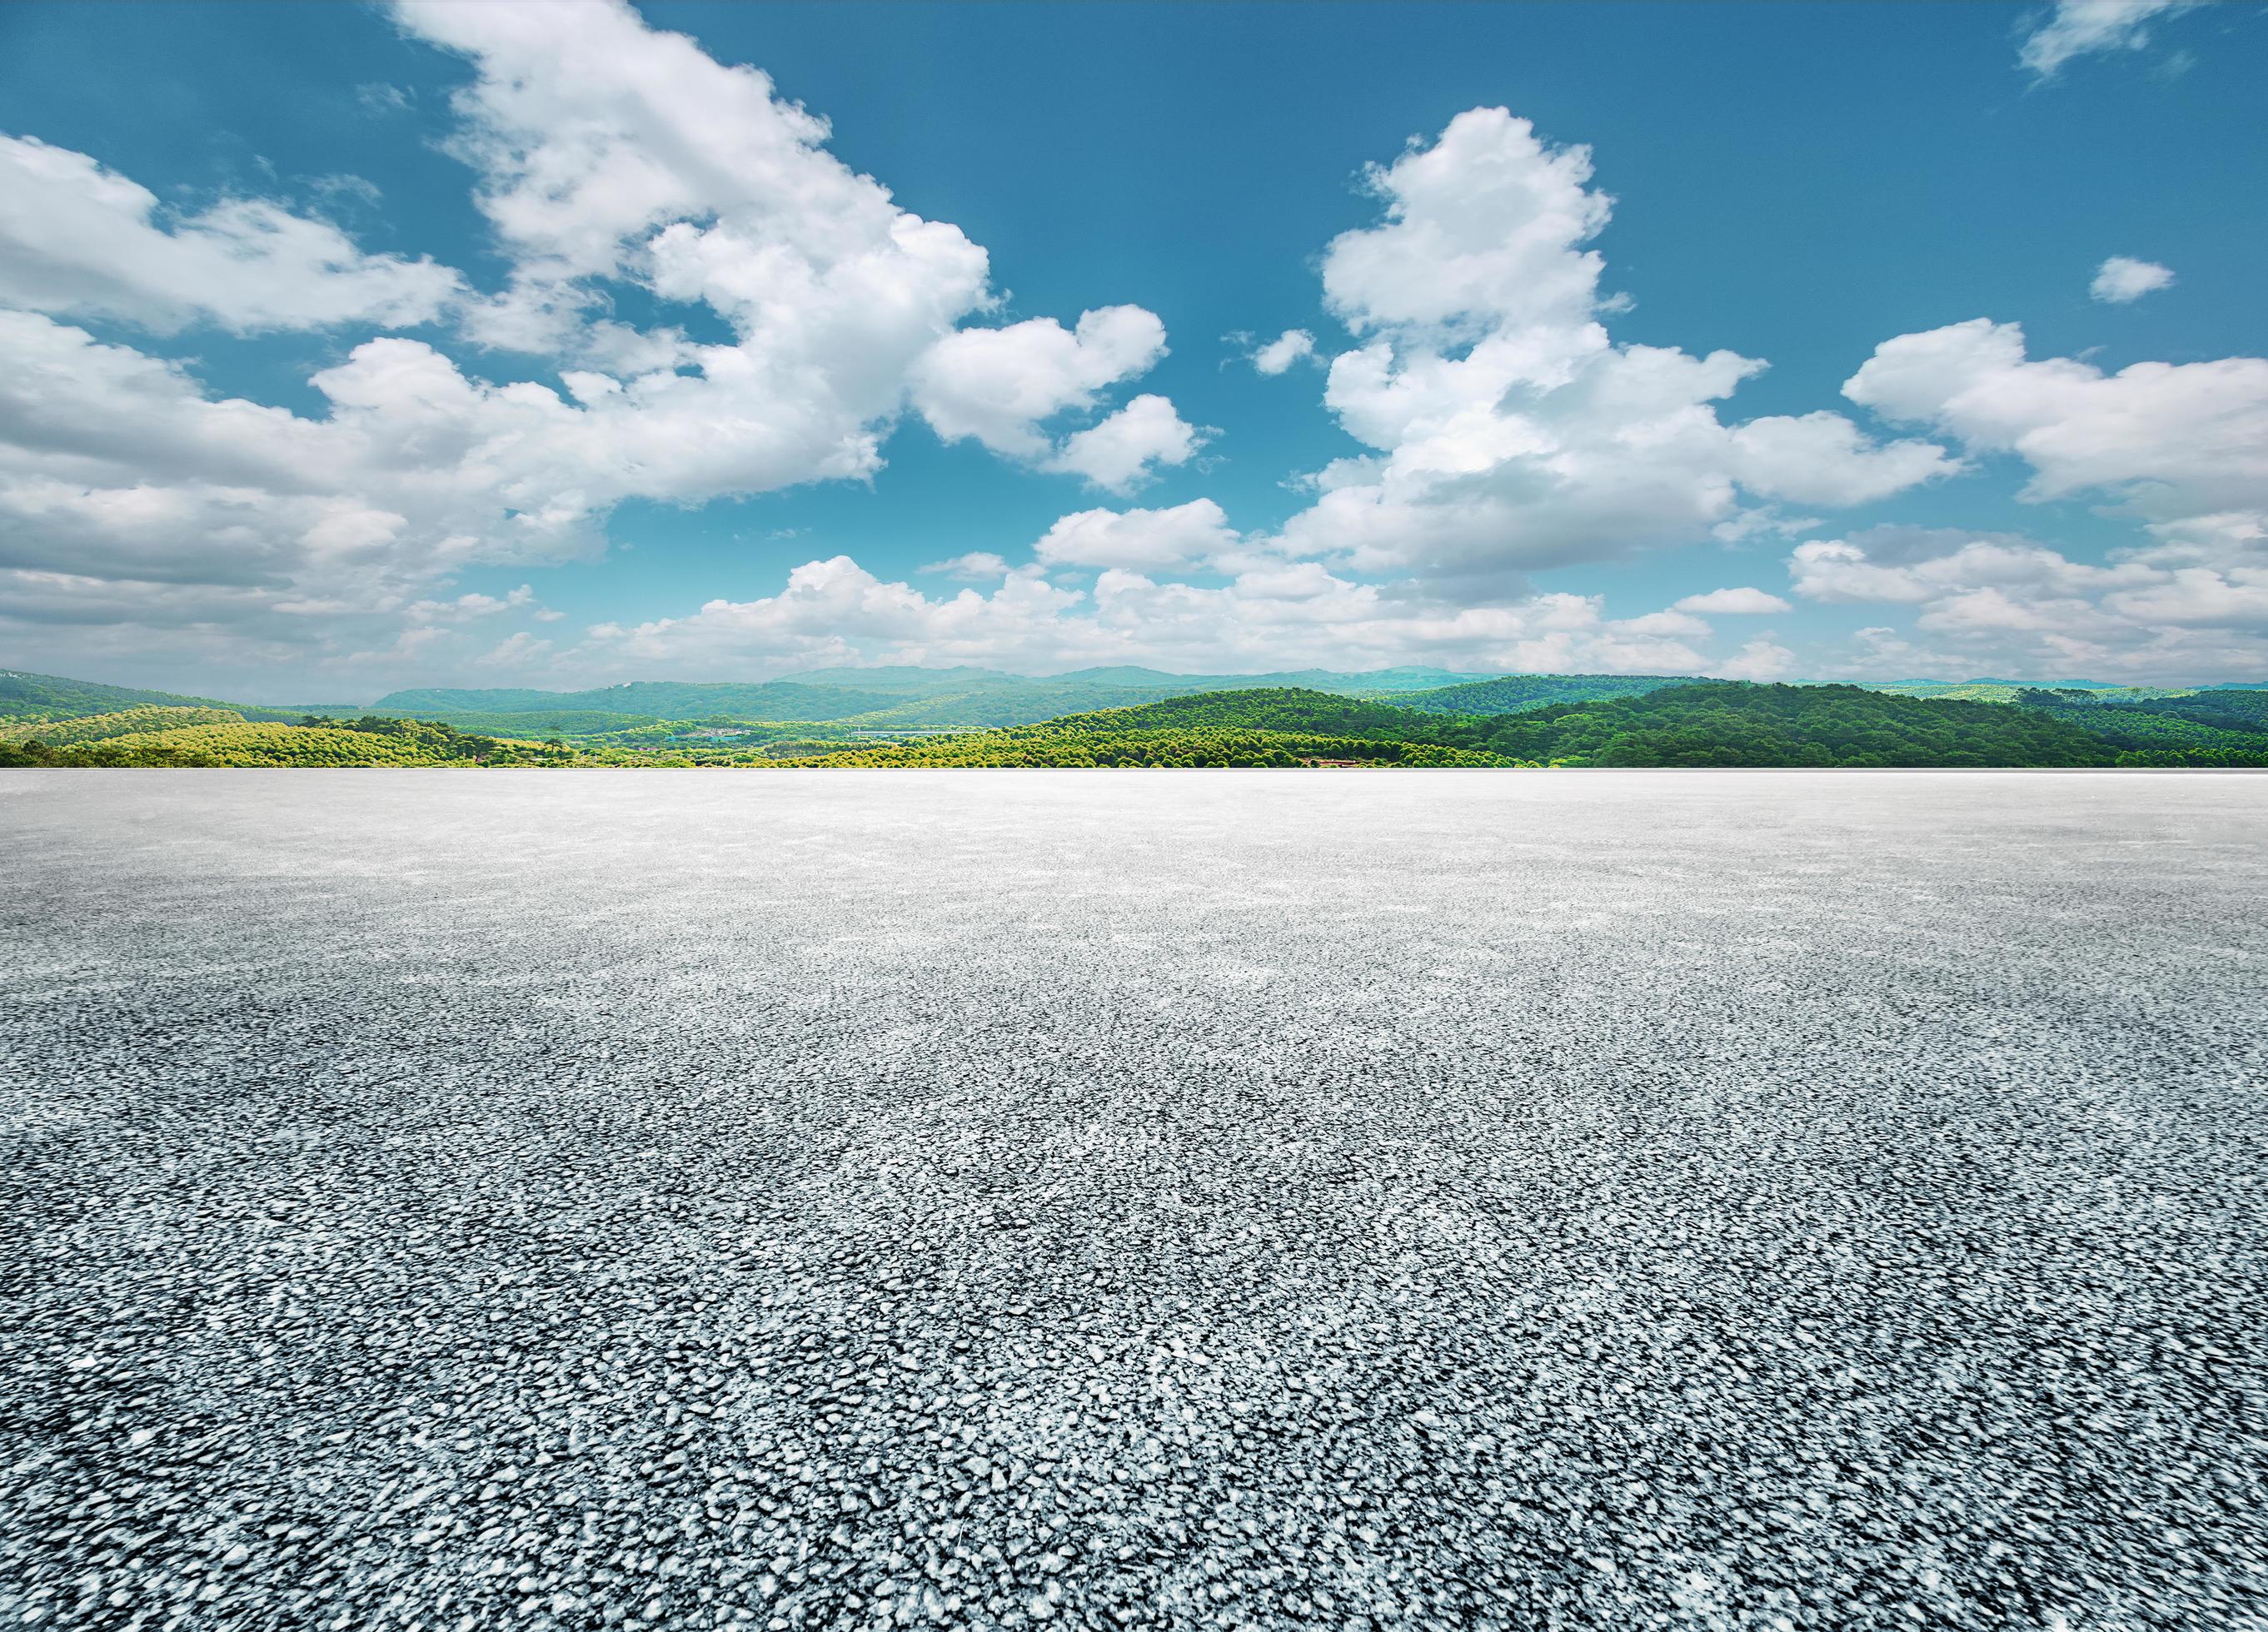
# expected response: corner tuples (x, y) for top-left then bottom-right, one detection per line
(1, 0), (2263, 699)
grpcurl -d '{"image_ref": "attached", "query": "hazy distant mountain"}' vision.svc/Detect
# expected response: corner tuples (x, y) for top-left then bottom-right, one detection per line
(16, 664), (2263, 744)
(771, 663), (1491, 699)
(0, 668), (318, 724)
(369, 666), (1504, 730)
(371, 680), (909, 721)
(773, 665), (1019, 696)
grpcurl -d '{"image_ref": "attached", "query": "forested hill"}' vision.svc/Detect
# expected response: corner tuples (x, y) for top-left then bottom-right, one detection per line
(7, 666), (2264, 768)
(0, 669), (317, 724)
(1426, 684), (2124, 767)
(984, 688), (1470, 741)
(779, 683), (2207, 769)
(1393, 673), (1698, 715)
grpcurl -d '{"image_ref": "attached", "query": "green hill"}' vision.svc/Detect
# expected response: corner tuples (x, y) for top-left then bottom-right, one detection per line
(0, 715), (598, 769)
(821, 679), (1240, 730)
(365, 708), (691, 738)
(12, 665), (2263, 769)
(761, 687), (1519, 766)
(2010, 688), (2268, 764)
(993, 688), (1463, 740)
(1393, 672), (1700, 715)
(766, 682), (2166, 769)
(781, 727), (1510, 769)
(1438, 684), (2134, 767)
(2, 669), (257, 723)
(0, 705), (247, 744)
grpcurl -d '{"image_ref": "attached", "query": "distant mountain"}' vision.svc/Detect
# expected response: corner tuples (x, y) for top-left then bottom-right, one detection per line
(774, 665), (1019, 696)
(371, 680), (908, 722)
(0, 668), (312, 724)
(1241, 666), (1495, 694)
(19, 661), (2264, 749)
(367, 667), (1506, 731)
(366, 685), (566, 712)
(775, 663), (1489, 696)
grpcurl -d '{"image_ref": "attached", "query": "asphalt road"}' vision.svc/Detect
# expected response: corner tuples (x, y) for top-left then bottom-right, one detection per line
(3, 770), (2265, 1631)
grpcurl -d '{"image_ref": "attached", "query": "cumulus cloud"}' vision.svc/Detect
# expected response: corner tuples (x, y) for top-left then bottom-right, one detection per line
(2090, 255), (2176, 303)
(1248, 330), (1315, 375)
(7, 4), (2256, 694)
(1031, 500), (1240, 573)
(1043, 395), (1205, 492)
(0, 134), (462, 334)
(397, 0), (990, 359)
(1714, 638), (1798, 682)
(1842, 317), (2268, 536)
(0, 0), (1180, 686)
(1785, 524), (2268, 681)
(1674, 586), (1793, 615)
(1269, 108), (1954, 586)
(404, 585), (541, 622)
(585, 555), (1089, 674)
(577, 550), (1722, 679)
(2018, 1), (2198, 79)
(919, 552), (1010, 581)
(476, 630), (554, 667)
(910, 307), (1169, 460)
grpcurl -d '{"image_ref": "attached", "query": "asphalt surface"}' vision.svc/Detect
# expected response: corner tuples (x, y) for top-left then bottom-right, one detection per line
(3, 769), (2266, 1632)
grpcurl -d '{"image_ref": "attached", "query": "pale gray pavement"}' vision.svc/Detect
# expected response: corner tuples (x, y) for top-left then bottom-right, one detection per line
(2, 770), (2265, 1631)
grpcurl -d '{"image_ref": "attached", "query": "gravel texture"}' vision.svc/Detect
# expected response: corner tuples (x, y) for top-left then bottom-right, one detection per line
(3, 769), (2266, 1632)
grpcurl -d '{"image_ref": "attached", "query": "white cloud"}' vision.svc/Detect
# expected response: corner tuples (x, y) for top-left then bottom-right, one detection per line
(1615, 609), (1710, 639)
(357, 82), (415, 116)
(7, 7), (2258, 696)
(919, 551), (1011, 580)
(1674, 586), (1793, 615)
(396, 0), (987, 361)
(1269, 108), (1954, 586)
(0, 135), (463, 334)
(2019, 2), (2198, 80)
(910, 306), (1167, 460)
(1713, 638), (1797, 682)
(1726, 412), (1962, 507)
(347, 624), (447, 666)
(1031, 500), (1239, 572)
(586, 555), (1090, 674)
(476, 630), (554, 667)
(404, 585), (541, 622)
(1786, 525), (2268, 681)
(1320, 110), (1611, 338)
(1043, 394), (1205, 492)
(0, 1), (1174, 685)
(577, 551), (1721, 679)
(1249, 330), (1315, 375)
(1842, 318), (2268, 535)
(2090, 255), (2176, 303)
